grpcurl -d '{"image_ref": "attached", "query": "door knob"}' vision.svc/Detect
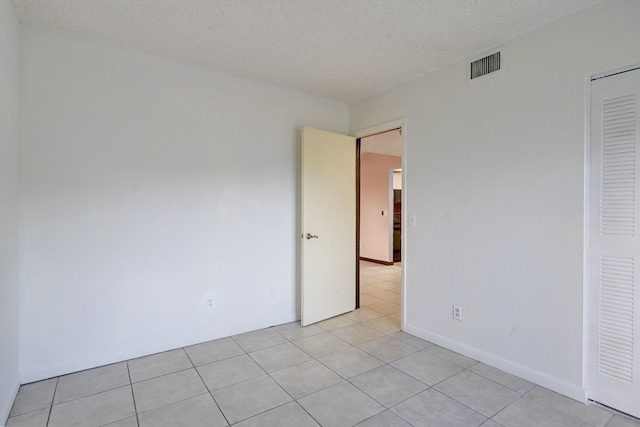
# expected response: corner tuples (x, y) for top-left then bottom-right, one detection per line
(305, 233), (319, 240)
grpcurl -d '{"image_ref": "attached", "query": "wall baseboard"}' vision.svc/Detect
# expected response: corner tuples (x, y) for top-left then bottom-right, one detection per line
(360, 257), (394, 265)
(20, 312), (297, 384)
(403, 323), (587, 403)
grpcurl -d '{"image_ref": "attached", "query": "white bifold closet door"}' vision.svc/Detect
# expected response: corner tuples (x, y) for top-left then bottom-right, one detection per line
(589, 67), (640, 419)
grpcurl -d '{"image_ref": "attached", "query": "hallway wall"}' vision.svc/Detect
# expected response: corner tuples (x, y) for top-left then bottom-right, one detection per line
(360, 152), (401, 263)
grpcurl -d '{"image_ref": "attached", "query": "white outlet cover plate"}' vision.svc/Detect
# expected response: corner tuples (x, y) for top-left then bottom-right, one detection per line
(453, 304), (462, 320)
(205, 294), (215, 310)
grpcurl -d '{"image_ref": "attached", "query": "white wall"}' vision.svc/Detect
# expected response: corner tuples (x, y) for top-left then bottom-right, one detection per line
(19, 27), (348, 382)
(351, 0), (640, 401)
(0, 1), (22, 424)
(360, 152), (401, 262)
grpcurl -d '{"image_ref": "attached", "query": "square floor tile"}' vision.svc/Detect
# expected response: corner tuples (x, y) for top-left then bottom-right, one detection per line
(360, 276), (382, 284)
(363, 316), (401, 335)
(392, 388), (486, 427)
(232, 328), (287, 353)
(234, 401), (319, 427)
(356, 410), (412, 426)
(391, 351), (463, 385)
(271, 359), (342, 399)
(103, 416), (138, 427)
(434, 370), (520, 417)
(249, 342), (311, 372)
(388, 311), (402, 321)
(468, 363), (534, 393)
(357, 335), (417, 362)
(6, 407), (49, 427)
(608, 415), (640, 427)
(343, 308), (384, 323)
(54, 362), (130, 404)
(493, 394), (598, 427)
(361, 287), (384, 296)
(318, 347), (384, 379)
(367, 301), (401, 315)
(360, 295), (384, 306)
(317, 315), (357, 331)
(212, 375), (292, 424)
(184, 337), (244, 366)
(48, 386), (135, 427)
(197, 354), (264, 391)
(9, 378), (57, 417)
(369, 290), (401, 304)
(293, 332), (350, 358)
(132, 369), (207, 413)
(350, 365), (427, 407)
(138, 393), (227, 427)
(273, 322), (324, 341)
(362, 285), (387, 296)
(388, 332), (433, 350)
(298, 381), (385, 427)
(515, 387), (613, 427)
(425, 345), (478, 368)
(128, 349), (192, 383)
(373, 281), (401, 291)
(359, 281), (380, 289)
(330, 324), (384, 345)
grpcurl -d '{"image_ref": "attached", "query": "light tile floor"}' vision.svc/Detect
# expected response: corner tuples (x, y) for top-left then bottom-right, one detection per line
(6, 261), (640, 426)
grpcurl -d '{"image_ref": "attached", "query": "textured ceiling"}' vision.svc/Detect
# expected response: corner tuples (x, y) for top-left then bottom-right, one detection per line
(11, 0), (605, 103)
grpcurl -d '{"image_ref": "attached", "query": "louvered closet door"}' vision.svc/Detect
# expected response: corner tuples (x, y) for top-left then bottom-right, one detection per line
(589, 67), (640, 419)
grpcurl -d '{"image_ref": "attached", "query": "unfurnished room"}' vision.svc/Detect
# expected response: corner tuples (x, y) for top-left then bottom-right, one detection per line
(1, 1), (640, 426)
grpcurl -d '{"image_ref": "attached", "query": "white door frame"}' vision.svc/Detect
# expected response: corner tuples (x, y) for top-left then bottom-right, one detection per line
(353, 118), (407, 329)
(584, 63), (640, 404)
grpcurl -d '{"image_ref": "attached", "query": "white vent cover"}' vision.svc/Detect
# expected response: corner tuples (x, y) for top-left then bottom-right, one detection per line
(469, 51), (501, 80)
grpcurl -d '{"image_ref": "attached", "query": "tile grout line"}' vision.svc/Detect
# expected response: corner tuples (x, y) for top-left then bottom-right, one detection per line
(124, 362), (140, 427)
(295, 319), (411, 425)
(44, 377), (59, 427)
(246, 333), (323, 427)
(184, 347), (232, 427)
(269, 310), (407, 425)
(268, 321), (387, 426)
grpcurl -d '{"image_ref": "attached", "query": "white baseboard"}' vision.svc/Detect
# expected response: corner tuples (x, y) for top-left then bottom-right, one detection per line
(20, 312), (297, 384)
(403, 323), (587, 403)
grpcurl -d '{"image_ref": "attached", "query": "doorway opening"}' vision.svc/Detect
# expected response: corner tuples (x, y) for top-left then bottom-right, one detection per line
(356, 128), (403, 324)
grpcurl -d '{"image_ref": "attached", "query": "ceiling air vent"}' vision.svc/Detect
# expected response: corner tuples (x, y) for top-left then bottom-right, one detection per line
(470, 51), (501, 80)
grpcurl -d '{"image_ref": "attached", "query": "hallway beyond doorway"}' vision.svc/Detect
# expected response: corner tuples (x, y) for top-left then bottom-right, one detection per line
(359, 260), (401, 324)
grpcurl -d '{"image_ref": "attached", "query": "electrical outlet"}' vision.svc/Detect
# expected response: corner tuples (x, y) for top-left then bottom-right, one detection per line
(205, 294), (215, 310)
(453, 304), (462, 321)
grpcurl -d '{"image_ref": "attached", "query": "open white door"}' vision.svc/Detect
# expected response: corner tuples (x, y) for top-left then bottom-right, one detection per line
(588, 67), (640, 418)
(301, 126), (356, 326)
